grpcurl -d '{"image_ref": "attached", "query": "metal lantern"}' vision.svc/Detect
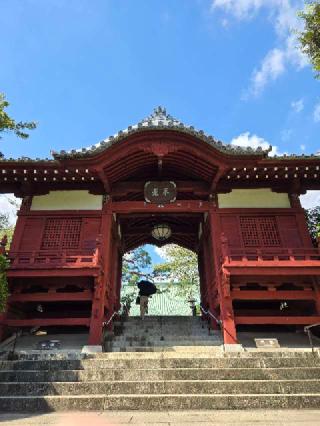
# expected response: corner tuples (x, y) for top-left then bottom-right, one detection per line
(151, 223), (172, 241)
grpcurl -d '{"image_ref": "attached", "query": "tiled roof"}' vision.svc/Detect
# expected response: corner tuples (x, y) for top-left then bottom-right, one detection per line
(52, 106), (269, 160)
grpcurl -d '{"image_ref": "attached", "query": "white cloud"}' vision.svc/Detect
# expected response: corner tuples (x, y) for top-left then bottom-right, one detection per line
(291, 98), (304, 113)
(250, 48), (285, 96)
(313, 103), (320, 123)
(154, 246), (168, 260)
(211, 0), (309, 96)
(300, 144), (306, 151)
(300, 191), (320, 209)
(211, 0), (265, 19)
(230, 131), (279, 156)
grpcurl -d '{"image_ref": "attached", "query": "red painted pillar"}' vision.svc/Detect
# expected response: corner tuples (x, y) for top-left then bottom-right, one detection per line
(88, 210), (113, 345)
(209, 208), (237, 344)
(313, 278), (320, 315)
(202, 235), (219, 329)
(114, 252), (123, 311)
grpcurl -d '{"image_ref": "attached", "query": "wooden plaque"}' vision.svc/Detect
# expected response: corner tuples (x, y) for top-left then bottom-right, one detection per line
(144, 181), (177, 204)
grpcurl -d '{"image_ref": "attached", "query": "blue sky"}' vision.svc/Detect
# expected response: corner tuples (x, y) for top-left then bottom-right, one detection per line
(1, 0), (319, 161)
(1, 0), (320, 263)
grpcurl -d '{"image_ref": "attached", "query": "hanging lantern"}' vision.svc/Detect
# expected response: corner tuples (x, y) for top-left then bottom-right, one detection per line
(151, 223), (172, 241)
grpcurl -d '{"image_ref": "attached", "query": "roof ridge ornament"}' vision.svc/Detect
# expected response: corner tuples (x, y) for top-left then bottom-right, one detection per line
(143, 106), (179, 124)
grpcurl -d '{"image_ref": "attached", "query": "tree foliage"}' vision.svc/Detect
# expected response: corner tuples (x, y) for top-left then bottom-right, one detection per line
(298, 2), (320, 78)
(121, 247), (152, 309)
(305, 206), (320, 246)
(0, 196), (19, 249)
(153, 244), (199, 299)
(0, 93), (36, 155)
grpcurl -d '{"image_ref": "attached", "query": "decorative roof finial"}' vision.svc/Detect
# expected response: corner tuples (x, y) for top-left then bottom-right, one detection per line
(149, 106), (171, 121)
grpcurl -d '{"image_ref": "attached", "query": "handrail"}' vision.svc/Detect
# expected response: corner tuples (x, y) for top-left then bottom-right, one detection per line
(200, 305), (221, 325)
(304, 322), (320, 353)
(103, 310), (120, 327)
(200, 304), (238, 345)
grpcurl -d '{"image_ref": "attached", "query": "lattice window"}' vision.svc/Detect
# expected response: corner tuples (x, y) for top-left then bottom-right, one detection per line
(259, 218), (281, 247)
(240, 217), (281, 247)
(240, 217), (260, 247)
(62, 219), (82, 248)
(41, 218), (81, 249)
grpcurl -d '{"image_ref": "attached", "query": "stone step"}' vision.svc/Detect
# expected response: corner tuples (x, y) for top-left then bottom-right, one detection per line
(1, 379), (320, 396)
(1, 393), (320, 411)
(1, 367), (319, 382)
(1, 357), (319, 370)
(115, 335), (215, 341)
(111, 341), (221, 348)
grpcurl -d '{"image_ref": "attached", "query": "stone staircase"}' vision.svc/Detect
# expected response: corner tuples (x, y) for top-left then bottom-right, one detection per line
(109, 316), (222, 351)
(0, 351), (320, 410)
(0, 316), (319, 411)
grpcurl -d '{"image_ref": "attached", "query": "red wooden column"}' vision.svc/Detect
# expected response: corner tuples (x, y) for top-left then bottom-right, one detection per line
(313, 277), (320, 315)
(114, 251), (123, 311)
(208, 206), (237, 344)
(88, 208), (113, 345)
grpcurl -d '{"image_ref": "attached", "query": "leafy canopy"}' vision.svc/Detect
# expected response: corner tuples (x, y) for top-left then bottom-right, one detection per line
(153, 244), (199, 299)
(305, 206), (320, 246)
(298, 2), (320, 78)
(121, 247), (152, 308)
(0, 93), (36, 154)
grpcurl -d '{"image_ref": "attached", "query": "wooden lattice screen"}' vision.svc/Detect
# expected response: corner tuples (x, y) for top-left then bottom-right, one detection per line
(41, 218), (82, 249)
(240, 217), (281, 247)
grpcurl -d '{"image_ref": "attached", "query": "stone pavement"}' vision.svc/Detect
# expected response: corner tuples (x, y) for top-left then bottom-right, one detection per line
(0, 410), (320, 426)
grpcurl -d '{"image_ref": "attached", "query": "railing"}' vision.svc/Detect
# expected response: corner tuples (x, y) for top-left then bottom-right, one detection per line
(223, 247), (320, 264)
(8, 250), (97, 269)
(103, 310), (120, 327)
(200, 305), (238, 346)
(304, 323), (320, 353)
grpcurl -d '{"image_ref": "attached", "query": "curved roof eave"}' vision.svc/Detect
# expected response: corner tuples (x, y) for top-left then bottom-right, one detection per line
(51, 106), (269, 161)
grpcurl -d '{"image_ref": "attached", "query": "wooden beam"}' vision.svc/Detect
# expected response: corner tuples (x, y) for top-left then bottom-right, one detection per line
(224, 265), (320, 276)
(210, 167), (228, 193)
(10, 291), (93, 302)
(235, 316), (320, 325)
(7, 269), (100, 278)
(111, 181), (210, 196)
(96, 168), (111, 193)
(5, 318), (91, 327)
(231, 290), (316, 300)
(110, 200), (209, 213)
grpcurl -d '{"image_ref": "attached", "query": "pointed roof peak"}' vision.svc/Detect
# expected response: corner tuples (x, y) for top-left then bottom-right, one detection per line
(140, 105), (181, 126)
(52, 106), (269, 160)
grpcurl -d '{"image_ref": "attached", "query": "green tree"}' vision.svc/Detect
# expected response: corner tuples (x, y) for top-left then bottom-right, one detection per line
(153, 244), (200, 299)
(0, 93), (36, 155)
(121, 247), (152, 309)
(305, 206), (320, 246)
(0, 196), (19, 249)
(298, 2), (320, 78)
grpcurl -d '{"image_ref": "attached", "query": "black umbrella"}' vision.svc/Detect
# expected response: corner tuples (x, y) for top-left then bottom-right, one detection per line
(137, 280), (157, 296)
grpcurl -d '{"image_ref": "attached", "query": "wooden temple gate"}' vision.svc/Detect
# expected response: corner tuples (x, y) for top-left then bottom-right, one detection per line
(1, 107), (320, 345)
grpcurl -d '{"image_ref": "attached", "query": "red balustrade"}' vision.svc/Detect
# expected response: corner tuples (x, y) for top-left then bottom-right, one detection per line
(8, 250), (98, 269)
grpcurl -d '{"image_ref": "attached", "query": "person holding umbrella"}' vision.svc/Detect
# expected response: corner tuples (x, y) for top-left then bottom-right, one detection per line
(136, 279), (157, 319)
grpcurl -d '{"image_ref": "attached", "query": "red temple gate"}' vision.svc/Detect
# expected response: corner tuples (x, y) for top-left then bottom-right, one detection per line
(1, 106), (320, 345)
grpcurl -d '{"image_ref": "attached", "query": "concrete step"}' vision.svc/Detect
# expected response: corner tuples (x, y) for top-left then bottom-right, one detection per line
(1, 367), (320, 382)
(1, 356), (319, 371)
(1, 379), (320, 396)
(1, 393), (320, 411)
